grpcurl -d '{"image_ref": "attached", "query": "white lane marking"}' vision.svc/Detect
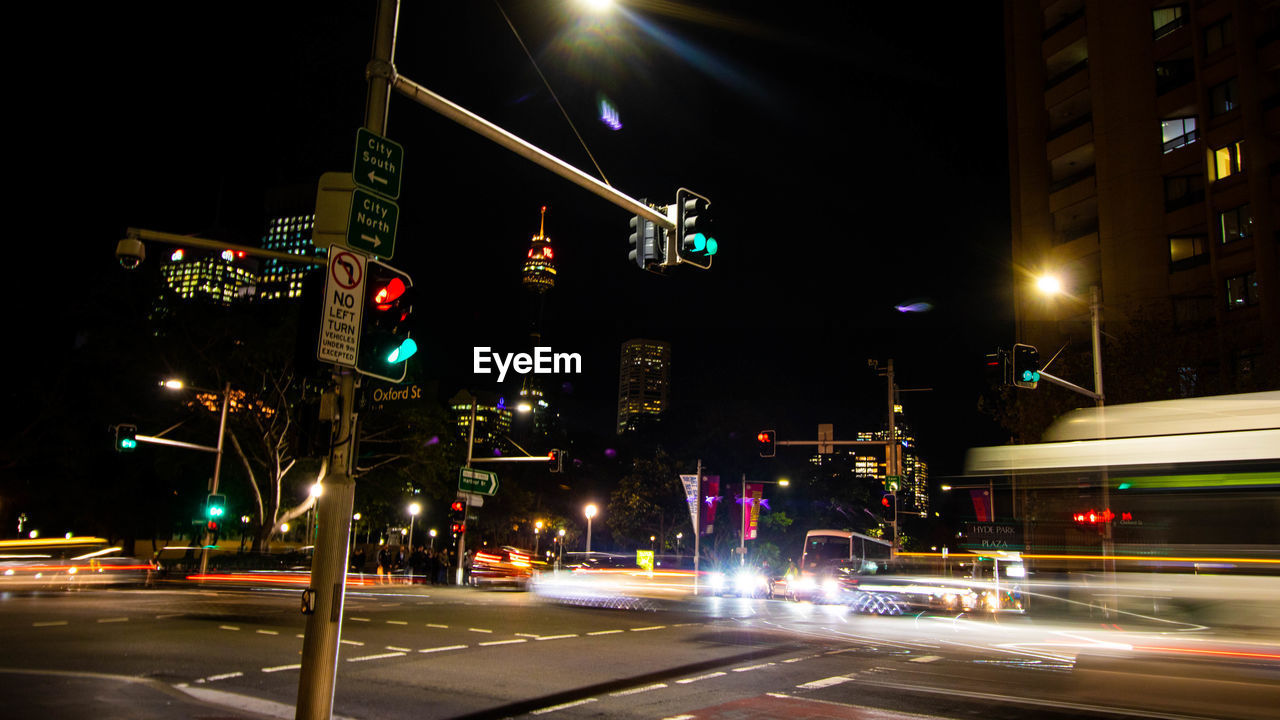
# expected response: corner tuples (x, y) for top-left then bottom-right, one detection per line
(349, 617), (371, 622)
(797, 675), (853, 689)
(340, 639), (364, 646)
(630, 625), (666, 632)
(609, 683), (668, 697)
(426, 623), (448, 629)
(33, 621), (68, 627)
(782, 657), (806, 663)
(419, 644), (467, 654)
(296, 634), (305, 639)
(909, 654), (942, 663)
(672, 622), (700, 627)
(661, 715), (696, 720)
(386, 620), (408, 625)
(386, 645), (412, 652)
(531, 697), (597, 715)
(256, 629), (279, 636)
(676, 671), (726, 684)
(203, 672), (244, 683)
(733, 662), (776, 673)
(479, 639), (527, 647)
(97, 617), (129, 623)
(219, 625), (240, 631)
(347, 651), (406, 662)
(587, 629), (623, 636)
(536, 634), (578, 641)
(468, 627), (493, 633)
(262, 664), (301, 673)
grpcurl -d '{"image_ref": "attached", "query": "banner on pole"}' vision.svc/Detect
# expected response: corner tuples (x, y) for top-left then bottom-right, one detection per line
(743, 482), (764, 540)
(679, 474), (700, 533)
(702, 476), (720, 535)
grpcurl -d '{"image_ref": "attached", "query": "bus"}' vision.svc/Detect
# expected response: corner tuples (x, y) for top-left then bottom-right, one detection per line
(784, 529), (893, 602)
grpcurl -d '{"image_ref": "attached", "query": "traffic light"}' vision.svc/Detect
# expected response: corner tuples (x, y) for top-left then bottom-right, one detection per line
(757, 430), (776, 458)
(548, 449), (564, 473)
(115, 424), (138, 452)
(1011, 343), (1041, 389)
(628, 211), (661, 269)
(205, 493), (227, 534)
(984, 349), (1010, 387)
(881, 493), (896, 522)
(449, 499), (466, 535)
(357, 259), (416, 383)
(675, 188), (717, 265)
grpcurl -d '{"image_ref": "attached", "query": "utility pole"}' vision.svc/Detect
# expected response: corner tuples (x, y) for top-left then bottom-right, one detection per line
(295, 1), (397, 717)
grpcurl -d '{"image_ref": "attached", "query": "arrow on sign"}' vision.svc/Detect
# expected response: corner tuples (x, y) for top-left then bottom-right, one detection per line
(367, 170), (388, 186)
(359, 234), (383, 247)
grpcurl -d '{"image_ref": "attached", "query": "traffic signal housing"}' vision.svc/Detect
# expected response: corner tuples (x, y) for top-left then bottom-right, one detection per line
(881, 493), (896, 522)
(115, 424), (138, 452)
(628, 211), (661, 269)
(675, 188), (717, 266)
(548, 449), (564, 473)
(984, 349), (1010, 387)
(1011, 343), (1041, 389)
(205, 493), (227, 534)
(757, 430), (776, 458)
(449, 499), (466, 536)
(357, 259), (416, 383)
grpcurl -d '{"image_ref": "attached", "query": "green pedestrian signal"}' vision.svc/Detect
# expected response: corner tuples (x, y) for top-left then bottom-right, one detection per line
(206, 493), (227, 519)
(1011, 343), (1041, 389)
(115, 424), (138, 452)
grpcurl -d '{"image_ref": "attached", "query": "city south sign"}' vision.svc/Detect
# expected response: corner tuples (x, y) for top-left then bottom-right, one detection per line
(346, 187), (398, 259)
(353, 128), (404, 199)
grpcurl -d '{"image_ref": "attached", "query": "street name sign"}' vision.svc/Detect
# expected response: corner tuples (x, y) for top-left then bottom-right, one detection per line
(346, 187), (398, 259)
(353, 128), (404, 199)
(458, 467), (499, 496)
(316, 249), (367, 367)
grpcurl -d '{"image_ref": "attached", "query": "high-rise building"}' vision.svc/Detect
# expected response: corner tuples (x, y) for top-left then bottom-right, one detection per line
(258, 183), (325, 303)
(616, 339), (671, 434)
(518, 206), (557, 437)
(449, 390), (514, 451)
(159, 247), (258, 306)
(1005, 0), (1278, 393)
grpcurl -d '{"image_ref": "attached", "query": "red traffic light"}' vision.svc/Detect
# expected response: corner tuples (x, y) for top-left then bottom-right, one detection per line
(881, 495), (892, 508)
(450, 500), (465, 513)
(757, 430), (776, 457)
(756, 431), (770, 443)
(450, 522), (466, 534)
(373, 278), (407, 310)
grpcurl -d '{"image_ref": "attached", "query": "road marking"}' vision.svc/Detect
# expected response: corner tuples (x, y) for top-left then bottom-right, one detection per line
(479, 639), (527, 647)
(531, 697), (597, 715)
(97, 617), (129, 623)
(587, 629), (623, 636)
(536, 634), (578, 641)
(797, 675), (853, 689)
(156, 613), (184, 619)
(910, 654), (942, 663)
(672, 622), (700, 627)
(386, 620), (408, 625)
(631, 625), (666, 632)
(256, 629), (279, 636)
(419, 645), (467, 654)
(33, 621), (68, 627)
(732, 662), (776, 673)
(347, 652), (406, 663)
(340, 639), (364, 646)
(676, 671), (726, 684)
(296, 634), (305, 639)
(219, 625), (240, 631)
(783, 657), (806, 663)
(386, 645), (412, 652)
(468, 627), (493, 634)
(203, 672), (244, 683)
(609, 683), (667, 697)
(661, 716), (696, 720)
(426, 623), (448, 629)
(262, 664), (301, 673)
(349, 617), (371, 622)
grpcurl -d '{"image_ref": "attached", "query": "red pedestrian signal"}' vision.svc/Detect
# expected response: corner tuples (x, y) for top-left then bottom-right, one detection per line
(757, 430), (776, 457)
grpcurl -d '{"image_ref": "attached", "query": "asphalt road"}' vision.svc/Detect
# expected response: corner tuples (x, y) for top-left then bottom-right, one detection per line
(1, 584), (1276, 719)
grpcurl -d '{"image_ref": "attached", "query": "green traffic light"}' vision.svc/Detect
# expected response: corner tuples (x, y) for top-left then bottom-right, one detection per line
(119, 438), (137, 450)
(386, 338), (418, 364)
(705, 237), (718, 256)
(1022, 370), (1040, 382)
(691, 233), (706, 252)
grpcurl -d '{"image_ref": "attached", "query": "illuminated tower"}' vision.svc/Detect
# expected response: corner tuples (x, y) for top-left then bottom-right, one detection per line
(519, 206), (557, 437)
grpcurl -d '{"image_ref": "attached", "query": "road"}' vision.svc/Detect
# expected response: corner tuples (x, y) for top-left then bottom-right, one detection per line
(1, 584), (1276, 719)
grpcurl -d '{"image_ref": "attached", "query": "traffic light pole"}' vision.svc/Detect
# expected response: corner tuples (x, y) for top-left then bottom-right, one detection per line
(295, 1), (396, 717)
(199, 381), (232, 579)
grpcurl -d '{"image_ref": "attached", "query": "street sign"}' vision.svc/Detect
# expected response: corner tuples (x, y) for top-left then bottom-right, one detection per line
(363, 382), (426, 411)
(886, 475), (901, 492)
(346, 188), (399, 258)
(458, 467), (499, 496)
(353, 128), (404, 199)
(316, 249), (367, 367)
(960, 522), (1024, 551)
(313, 172), (354, 249)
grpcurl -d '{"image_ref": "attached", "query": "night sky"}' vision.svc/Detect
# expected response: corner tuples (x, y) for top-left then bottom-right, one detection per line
(14, 1), (1012, 477)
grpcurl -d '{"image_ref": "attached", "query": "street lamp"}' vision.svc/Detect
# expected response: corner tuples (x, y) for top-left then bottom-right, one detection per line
(428, 528), (437, 550)
(163, 378), (232, 578)
(407, 502), (421, 552)
(534, 520), (543, 556)
(676, 532), (683, 559)
(584, 504), (598, 555)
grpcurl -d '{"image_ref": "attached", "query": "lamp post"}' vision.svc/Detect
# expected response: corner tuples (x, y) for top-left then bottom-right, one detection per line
(557, 528), (566, 569)
(163, 378), (232, 578)
(676, 532), (683, 560)
(407, 502), (421, 553)
(534, 520), (543, 556)
(584, 504), (598, 556)
(428, 528), (437, 550)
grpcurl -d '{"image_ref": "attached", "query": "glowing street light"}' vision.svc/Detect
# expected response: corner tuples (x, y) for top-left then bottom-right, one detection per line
(584, 504), (598, 555)
(428, 528), (437, 550)
(408, 502), (421, 551)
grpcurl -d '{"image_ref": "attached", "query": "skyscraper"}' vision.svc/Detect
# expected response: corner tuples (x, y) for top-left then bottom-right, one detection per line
(519, 206), (557, 437)
(616, 339), (671, 434)
(1004, 0), (1278, 394)
(258, 183), (326, 303)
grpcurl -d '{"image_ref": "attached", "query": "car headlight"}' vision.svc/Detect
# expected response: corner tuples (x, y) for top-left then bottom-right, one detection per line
(734, 572), (763, 593)
(795, 576), (817, 592)
(709, 572), (726, 590)
(822, 578), (839, 595)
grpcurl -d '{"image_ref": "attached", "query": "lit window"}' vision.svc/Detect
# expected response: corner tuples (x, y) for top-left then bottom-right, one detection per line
(1160, 117), (1197, 153)
(1153, 4), (1186, 38)
(1225, 272), (1258, 309)
(1204, 17), (1233, 54)
(1209, 78), (1238, 116)
(1212, 141), (1244, 180)
(1218, 204), (1253, 244)
(1169, 235), (1206, 264)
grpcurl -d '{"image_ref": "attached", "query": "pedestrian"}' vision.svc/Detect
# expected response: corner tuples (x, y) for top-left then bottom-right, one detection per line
(427, 548), (441, 585)
(377, 544), (391, 585)
(410, 545), (428, 584)
(437, 550), (451, 585)
(351, 546), (366, 575)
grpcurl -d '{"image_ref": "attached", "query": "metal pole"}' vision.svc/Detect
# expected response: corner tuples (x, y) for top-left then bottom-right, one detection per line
(693, 460), (702, 595)
(458, 399), (476, 586)
(886, 360), (898, 557)
(1091, 285), (1115, 617)
(296, 1), (397, 717)
(739, 473), (747, 565)
(586, 515), (593, 555)
(199, 381), (232, 578)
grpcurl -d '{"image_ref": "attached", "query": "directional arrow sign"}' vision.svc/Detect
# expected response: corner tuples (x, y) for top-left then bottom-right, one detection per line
(353, 128), (404, 199)
(346, 188), (398, 259)
(458, 467), (499, 496)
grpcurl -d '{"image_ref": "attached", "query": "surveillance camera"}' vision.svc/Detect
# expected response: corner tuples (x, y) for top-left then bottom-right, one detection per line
(116, 238), (145, 269)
